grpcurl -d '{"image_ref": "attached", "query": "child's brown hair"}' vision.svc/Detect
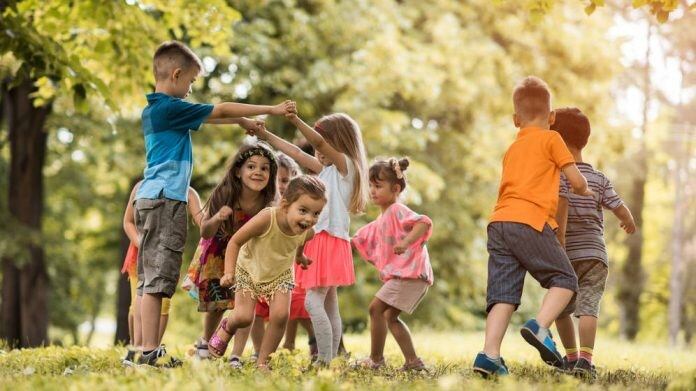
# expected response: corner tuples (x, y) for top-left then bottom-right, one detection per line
(283, 175), (327, 205)
(512, 76), (551, 122)
(551, 107), (591, 149)
(369, 157), (410, 192)
(153, 41), (203, 81)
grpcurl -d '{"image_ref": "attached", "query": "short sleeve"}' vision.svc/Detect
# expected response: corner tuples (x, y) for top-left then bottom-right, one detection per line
(397, 204), (433, 244)
(166, 98), (213, 132)
(559, 173), (570, 199)
(352, 221), (378, 266)
(548, 132), (575, 169)
(601, 176), (623, 210)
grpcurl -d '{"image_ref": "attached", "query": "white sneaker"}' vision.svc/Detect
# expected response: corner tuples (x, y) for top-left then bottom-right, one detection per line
(229, 355), (243, 369)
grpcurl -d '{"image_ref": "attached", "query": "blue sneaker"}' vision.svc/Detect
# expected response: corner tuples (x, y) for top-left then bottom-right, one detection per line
(473, 352), (509, 377)
(520, 319), (563, 368)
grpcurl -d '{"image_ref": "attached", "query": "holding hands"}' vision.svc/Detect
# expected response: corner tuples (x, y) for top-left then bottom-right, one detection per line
(296, 254), (313, 270)
(271, 100), (297, 116)
(215, 205), (234, 222)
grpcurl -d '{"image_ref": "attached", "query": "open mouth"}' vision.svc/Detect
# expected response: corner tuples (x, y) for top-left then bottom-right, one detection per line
(297, 222), (310, 230)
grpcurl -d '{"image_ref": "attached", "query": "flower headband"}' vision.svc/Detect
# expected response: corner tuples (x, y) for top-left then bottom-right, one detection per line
(237, 147), (276, 166)
(389, 158), (404, 179)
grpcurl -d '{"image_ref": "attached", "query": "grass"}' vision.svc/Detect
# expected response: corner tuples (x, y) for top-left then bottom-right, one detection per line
(1, 331), (695, 390)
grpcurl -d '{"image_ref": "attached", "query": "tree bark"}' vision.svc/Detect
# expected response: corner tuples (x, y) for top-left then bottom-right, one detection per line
(617, 21), (652, 341)
(1, 79), (52, 347)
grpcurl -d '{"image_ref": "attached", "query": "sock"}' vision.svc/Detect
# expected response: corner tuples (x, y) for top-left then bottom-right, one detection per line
(579, 347), (593, 363)
(565, 347), (579, 362)
(536, 325), (550, 340)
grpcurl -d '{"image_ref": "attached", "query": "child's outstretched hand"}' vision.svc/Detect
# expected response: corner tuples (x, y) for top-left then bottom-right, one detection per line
(296, 255), (313, 270)
(239, 117), (264, 134)
(621, 220), (636, 234)
(271, 100), (296, 116)
(393, 241), (409, 255)
(220, 272), (235, 288)
(216, 205), (234, 222)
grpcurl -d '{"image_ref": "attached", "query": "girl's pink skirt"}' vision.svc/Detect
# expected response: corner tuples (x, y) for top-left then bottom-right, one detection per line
(296, 231), (354, 289)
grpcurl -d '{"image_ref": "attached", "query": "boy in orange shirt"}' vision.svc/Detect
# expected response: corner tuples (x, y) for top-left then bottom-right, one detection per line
(473, 76), (594, 377)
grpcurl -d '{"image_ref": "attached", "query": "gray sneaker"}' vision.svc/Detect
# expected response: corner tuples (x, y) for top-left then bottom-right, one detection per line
(229, 355), (243, 369)
(137, 345), (183, 368)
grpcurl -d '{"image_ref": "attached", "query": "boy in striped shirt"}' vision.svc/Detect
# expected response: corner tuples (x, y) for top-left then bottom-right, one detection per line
(552, 107), (636, 379)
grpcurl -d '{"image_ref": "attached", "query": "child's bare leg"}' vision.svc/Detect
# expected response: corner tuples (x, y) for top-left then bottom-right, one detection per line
(536, 287), (574, 328)
(368, 298), (389, 361)
(231, 325), (252, 357)
(555, 315), (577, 351)
(482, 303), (515, 358)
(300, 318), (314, 336)
(133, 295), (143, 348)
(212, 292), (257, 345)
(283, 319), (299, 350)
(140, 293), (163, 351)
(384, 306), (418, 363)
(257, 291), (291, 366)
(578, 316), (597, 350)
(158, 314), (168, 345)
(203, 310), (225, 341)
(250, 315), (265, 354)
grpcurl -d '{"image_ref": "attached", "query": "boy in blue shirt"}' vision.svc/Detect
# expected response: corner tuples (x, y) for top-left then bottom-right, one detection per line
(134, 41), (295, 366)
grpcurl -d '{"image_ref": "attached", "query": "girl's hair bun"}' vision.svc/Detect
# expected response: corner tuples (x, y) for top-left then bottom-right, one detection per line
(398, 158), (410, 172)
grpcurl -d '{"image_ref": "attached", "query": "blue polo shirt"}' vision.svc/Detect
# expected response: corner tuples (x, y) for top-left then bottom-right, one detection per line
(135, 93), (213, 202)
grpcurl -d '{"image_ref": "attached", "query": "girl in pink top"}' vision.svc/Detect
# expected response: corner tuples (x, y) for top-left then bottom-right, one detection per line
(352, 157), (434, 371)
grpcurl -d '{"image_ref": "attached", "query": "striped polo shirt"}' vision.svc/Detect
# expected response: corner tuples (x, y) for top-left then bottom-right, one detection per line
(559, 162), (623, 265)
(136, 93), (213, 202)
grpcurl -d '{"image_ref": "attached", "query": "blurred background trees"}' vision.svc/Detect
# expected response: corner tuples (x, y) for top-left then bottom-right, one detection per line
(0, 0), (694, 348)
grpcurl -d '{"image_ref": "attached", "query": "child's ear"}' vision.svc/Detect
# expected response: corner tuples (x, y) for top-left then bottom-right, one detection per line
(279, 198), (290, 210)
(172, 68), (182, 81)
(548, 110), (556, 126)
(512, 113), (520, 128)
(392, 183), (402, 194)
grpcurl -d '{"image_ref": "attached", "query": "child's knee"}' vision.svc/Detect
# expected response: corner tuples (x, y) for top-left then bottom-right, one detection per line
(368, 301), (383, 317)
(236, 313), (255, 328)
(270, 311), (289, 326)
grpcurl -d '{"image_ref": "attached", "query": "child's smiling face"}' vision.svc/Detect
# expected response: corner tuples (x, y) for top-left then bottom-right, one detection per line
(282, 194), (325, 235)
(237, 155), (271, 193)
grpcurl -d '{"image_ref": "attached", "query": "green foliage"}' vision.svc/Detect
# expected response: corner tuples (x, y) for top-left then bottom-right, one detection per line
(1, 332), (696, 390)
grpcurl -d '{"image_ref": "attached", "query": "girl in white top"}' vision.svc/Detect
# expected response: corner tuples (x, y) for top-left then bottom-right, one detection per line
(253, 113), (368, 364)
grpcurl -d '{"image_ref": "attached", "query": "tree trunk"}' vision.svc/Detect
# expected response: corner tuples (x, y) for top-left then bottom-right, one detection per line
(617, 21), (651, 341)
(1, 79), (52, 348)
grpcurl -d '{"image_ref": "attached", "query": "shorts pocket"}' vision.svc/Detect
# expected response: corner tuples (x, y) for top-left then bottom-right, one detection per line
(161, 201), (187, 253)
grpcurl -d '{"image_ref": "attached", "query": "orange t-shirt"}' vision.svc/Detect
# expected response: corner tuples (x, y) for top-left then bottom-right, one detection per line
(489, 126), (574, 232)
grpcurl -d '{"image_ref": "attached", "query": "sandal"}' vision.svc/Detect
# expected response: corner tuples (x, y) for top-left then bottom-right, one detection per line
(400, 357), (427, 372)
(351, 357), (385, 370)
(208, 318), (234, 358)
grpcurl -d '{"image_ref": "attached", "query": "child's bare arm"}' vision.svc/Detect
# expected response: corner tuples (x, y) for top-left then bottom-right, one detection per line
(287, 114), (349, 175)
(205, 117), (263, 131)
(187, 187), (204, 227)
(394, 222), (431, 255)
(561, 164), (594, 197)
(611, 204), (636, 234)
(220, 209), (272, 287)
(123, 183), (140, 246)
(251, 125), (323, 174)
(199, 206), (234, 239)
(206, 100), (295, 121)
(555, 197), (569, 247)
(295, 229), (315, 269)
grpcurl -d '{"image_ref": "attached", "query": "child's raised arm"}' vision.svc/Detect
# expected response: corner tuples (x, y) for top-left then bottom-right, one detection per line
(220, 208), (272, 287)
(555, 197), (569, 247)
(187, 187), (204, 227)
(252, 125), (323, 174)
(561, 164), (594, 197)
(206, 100), (295, 122)
(123, 182), (141, 246)
(287, 114), (348, 176)
(611, 204), (636, 234)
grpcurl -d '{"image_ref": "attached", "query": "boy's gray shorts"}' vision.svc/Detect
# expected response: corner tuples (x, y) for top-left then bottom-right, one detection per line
(134, 198), (187, 298)
(486, 222), (578, 313)
(559, 260), (608, 318)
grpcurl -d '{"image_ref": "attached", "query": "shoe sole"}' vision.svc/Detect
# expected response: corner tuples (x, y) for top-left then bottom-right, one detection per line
(520, 327), (563, 368)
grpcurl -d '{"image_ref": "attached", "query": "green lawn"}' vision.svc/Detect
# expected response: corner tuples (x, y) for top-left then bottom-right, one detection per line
(1, 331), (695, 390)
